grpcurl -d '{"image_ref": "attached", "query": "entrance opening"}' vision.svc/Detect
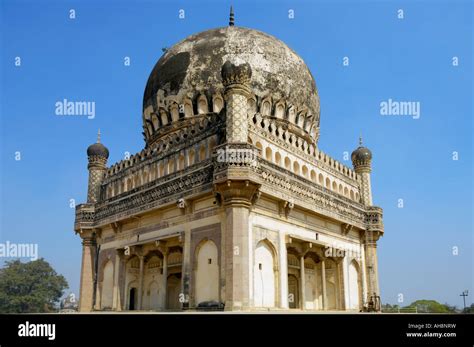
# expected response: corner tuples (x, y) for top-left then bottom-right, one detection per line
(129, 287), (137, 310)
(288, 275), (299, 309)
(167, 274), (182, 310)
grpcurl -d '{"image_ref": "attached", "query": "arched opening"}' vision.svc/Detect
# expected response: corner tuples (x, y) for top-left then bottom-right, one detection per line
(293, 161), (300, 175)
(318, 173), (324, 185)
(338, 184), (343, 194)
(195, 240), (219, 305)
(287, 252), (300, 309)
(284, 157), (291, 170)
(261, 101), (271, 116)
(199, 145), (206, 161)
(311, 170), (316, 181)
(167, 159), (175, 174)
(302, 165), (309, 178)
(197, 95), (208, 114)
(167, 274), (182, 310)
(101, 260), (114, 309)
(128, 287), (137, 311)
(265, 147), (272, 162)
(254, 241), (277, 308)
(143, 255), (164, 311)
(304, 257), (317, 310)
(178, 155), (185, 171)
(344, 187), (349, 197)
(350, 190), (355, 200)
(134, 174), (140, 188)
(325, 177), (331, 189)
(256, 142), (263, 153)
(158, 162), (164, 178)
(125, 256), (140, 310)
(325, 259), (338, 310)
(275, 103), (285, 118)
(188, 149), (195, 166)
(288, 275), (299, 309)
(275, 152), (282, 166)
(348, 260), (361, 310)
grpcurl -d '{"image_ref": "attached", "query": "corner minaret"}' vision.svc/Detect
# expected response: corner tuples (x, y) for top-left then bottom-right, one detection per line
(351, 136), (373, 206)
(216, 60), (260, 310)
(86, 130), (109, 203)
(352, 137), (383, 311)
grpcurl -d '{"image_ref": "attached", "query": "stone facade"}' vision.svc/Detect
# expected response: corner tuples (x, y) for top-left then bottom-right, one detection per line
(74, 17), (384, 312)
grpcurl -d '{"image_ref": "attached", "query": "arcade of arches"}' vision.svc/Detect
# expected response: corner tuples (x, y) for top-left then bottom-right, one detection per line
(96, 232), (363, 312)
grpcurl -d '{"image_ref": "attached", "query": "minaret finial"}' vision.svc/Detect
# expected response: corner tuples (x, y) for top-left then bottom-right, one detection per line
(97, 129), (101, 143)
(229, 6), (235, 26)
(359, 134), (363, 146)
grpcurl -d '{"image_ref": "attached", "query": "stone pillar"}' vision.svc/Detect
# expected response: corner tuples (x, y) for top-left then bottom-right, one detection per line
(181, 230), (191, 309)
(112, 249), (124, 311)
(279, 235), (289, 309)
(137, 255), (145, 310)
(336, 259), (345, 310)
(364, 231), (381, 309)
(217, 60), (257, 311)
(78, 235), (96, 312)
(162, 250), (168, 309)
(300, 255), (306, 310)
(321, 259), (327, 310)
(215, 181), (259, 311)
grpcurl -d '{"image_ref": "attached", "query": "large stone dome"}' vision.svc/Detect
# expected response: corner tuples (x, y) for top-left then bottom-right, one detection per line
(142, 26), (321, 146)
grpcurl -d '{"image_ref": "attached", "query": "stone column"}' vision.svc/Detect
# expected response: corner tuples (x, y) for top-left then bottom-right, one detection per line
(216, 181), (259, 311)
(321, 259), (327, 310)
(112, 249), (124, 311)
(78, 234), (96, 312)
(279, 235), (289, 309)
(300, 255), (306, 310)
(162, 250), (168, 309)
(217, 60), (258, 311)
(364, 231), (381, 309)
(336, 259), (345, 310)
(181, 230), (191, 309)
(137, 255), (145, 310)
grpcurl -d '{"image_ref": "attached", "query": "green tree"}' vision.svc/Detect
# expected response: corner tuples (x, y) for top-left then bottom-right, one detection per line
(404, 300), (453, 313)
(0, 258), (68, 313)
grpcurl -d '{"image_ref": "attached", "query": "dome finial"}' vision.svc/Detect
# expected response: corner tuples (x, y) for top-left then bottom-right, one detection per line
(359, 134), (363, 146)
(229, 6), (235, 26)
(97, 129), (101, 143)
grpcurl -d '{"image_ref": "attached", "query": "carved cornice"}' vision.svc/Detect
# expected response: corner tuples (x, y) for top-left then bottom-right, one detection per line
(75, 161), (214, 229)
(75, 146), (383, 234)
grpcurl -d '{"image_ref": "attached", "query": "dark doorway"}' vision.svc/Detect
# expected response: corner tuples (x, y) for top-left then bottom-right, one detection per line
(129, 287), (137, 310)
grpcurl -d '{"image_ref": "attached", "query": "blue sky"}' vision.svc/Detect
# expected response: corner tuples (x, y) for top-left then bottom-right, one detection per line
(1, 0), (472, 308)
